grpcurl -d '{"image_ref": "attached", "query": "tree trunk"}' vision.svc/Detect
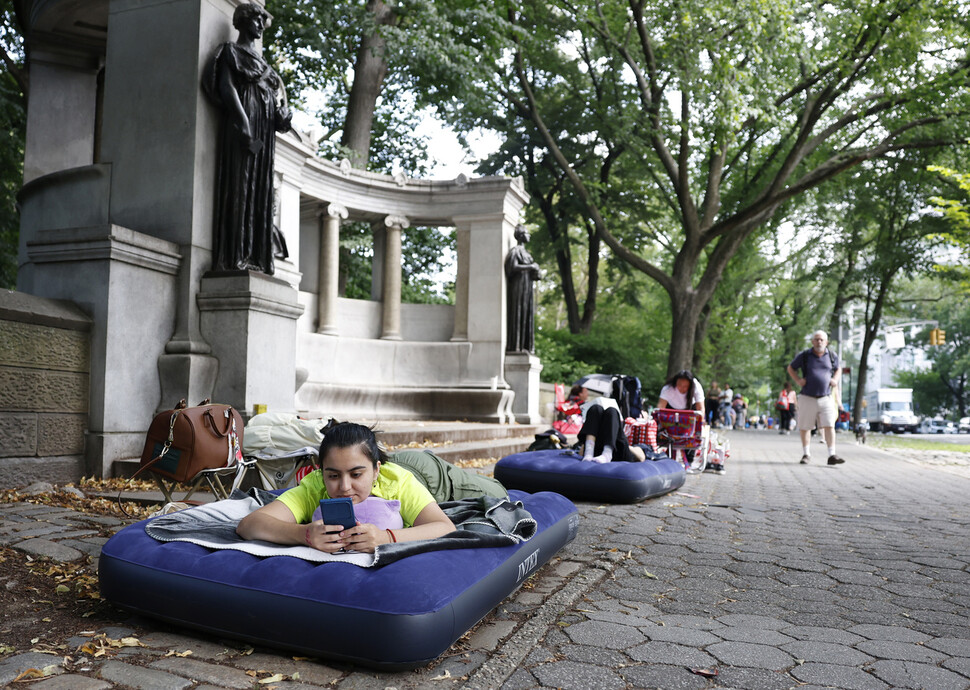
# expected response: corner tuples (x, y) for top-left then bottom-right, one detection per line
(853, 274), (891, 427)
(341, 0), (395, 169)
(534, 178), (598, 334)
(667, 286), (704, 377)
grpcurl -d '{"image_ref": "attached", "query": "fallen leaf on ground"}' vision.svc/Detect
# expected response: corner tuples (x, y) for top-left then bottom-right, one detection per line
(688, 666), (718, 677)
(258, 673), (287, 683)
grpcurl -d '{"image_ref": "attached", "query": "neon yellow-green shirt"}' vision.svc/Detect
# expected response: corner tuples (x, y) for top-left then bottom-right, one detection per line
(276, 461), (435, 527)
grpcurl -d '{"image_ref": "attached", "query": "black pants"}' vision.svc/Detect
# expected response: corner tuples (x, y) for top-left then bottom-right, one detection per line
(578, 405), (636, 462)
(779, 407), (792, 430)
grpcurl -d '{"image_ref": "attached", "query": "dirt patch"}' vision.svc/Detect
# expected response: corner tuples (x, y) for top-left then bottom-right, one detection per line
(0, 545), (114, 657)
(0, 480), (159, 664)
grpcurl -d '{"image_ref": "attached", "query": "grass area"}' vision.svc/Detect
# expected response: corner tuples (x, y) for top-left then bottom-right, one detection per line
(866, 434), (970, 453)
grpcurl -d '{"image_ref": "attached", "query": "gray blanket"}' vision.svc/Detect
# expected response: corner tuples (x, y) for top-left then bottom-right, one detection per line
(144, 488), (537, 568)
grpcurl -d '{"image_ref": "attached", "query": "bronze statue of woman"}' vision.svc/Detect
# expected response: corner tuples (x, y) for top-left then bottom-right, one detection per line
(204, 3), (292, 275)
(505, 225), (543, 352)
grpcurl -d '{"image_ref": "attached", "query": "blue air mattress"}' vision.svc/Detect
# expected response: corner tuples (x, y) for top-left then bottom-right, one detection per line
(494, 450), (685, 503)
(98, 490), (577, 669)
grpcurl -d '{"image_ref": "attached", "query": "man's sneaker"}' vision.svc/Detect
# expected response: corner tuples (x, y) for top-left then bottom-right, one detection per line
(711, 463), (726, 475)
(800, 454), (811, 464)
(827, 454), (845, 465)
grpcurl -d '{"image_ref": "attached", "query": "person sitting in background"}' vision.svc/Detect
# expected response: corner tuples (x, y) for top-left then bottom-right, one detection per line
(732, 394), (747, 429)
(574, 383), (647, 464)
(658, 370), (723, 475)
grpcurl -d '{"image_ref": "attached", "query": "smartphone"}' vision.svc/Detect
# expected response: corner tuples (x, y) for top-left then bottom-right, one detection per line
(319, 497), (356, 534)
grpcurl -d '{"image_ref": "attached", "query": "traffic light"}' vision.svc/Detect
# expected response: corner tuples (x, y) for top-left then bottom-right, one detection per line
(930, 328), (939, 345)
(938, 329), (946, 345)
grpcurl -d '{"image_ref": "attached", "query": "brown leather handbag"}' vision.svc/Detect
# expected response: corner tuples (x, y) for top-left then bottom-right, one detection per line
(139, 399), (244, 482)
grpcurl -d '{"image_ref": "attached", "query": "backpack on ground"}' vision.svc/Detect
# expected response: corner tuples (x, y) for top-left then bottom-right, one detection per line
(610, 375), (643, 420)
(527, 429), (567, 452)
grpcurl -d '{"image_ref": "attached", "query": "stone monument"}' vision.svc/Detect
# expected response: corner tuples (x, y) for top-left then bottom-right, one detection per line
(13, 0), (541, 477)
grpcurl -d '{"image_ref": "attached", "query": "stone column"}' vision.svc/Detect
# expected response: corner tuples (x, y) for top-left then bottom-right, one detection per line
(381, 214), (409, 340)
(450, 226), (470, 342)
(317, 203), (347, 335)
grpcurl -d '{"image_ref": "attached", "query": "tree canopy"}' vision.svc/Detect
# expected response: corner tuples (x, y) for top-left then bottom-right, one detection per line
(444, 0), (970, 374)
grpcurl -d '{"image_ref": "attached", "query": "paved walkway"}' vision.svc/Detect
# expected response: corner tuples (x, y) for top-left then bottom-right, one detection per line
(2, 431), (969, 689)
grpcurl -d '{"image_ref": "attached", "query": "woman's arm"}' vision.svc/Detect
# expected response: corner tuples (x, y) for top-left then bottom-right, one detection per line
(236, 500), (302, 544)
(657, 398), (669, 409)
(236, 499), (367, 554)
(341, 501), (455, 553)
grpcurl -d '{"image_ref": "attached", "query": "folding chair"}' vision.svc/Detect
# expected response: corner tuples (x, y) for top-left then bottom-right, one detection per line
(651, 408), (711, 473)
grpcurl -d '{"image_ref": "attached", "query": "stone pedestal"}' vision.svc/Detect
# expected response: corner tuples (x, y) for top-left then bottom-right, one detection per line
(504, 351), (543, 424)
(156, 353), (219, 412)
(198, 271), (304, 415)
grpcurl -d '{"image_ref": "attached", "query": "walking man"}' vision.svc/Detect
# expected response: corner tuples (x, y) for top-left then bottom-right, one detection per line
(786, 330), (845, 466)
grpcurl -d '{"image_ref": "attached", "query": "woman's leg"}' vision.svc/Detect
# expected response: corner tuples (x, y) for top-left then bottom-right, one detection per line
(594, 407), (629, 462)
(578, 405), (604, 460)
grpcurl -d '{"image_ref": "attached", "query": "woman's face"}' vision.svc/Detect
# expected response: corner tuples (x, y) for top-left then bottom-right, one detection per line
(239, 13), (265, 40)
(675, 378), (690, 394)
(321, 444), (379, 504)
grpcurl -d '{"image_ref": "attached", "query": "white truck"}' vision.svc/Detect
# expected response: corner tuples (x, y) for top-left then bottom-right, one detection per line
(866, 388), (919, 433)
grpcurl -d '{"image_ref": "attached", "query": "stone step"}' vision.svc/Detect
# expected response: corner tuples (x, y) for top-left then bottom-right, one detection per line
(112, 421), (549, 477)
(411, 436), (535, 464)
(373, 421), (546, 447)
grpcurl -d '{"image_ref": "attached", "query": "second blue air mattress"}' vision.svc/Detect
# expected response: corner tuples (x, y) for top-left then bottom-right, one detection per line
(494, 450), (685, 503)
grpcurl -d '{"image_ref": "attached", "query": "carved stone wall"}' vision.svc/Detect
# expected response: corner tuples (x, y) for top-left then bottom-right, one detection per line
(0, 290), (91, 487)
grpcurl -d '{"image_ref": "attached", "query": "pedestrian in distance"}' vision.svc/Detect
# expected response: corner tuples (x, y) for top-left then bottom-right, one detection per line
(776, 381), (793, 435)
(786, 330), (845, 466)
(718, 383), (735, 429)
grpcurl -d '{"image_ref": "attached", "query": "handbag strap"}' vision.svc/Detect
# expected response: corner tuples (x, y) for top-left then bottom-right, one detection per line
(203, 406), (234, 438)
(117, 410), (181, 516)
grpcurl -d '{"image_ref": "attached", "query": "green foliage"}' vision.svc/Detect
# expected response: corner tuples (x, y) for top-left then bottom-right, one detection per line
(0, 73), (23, 289)
(898, 289), (970, 418)
(338, 222), (454, 304)
(264, 0), (503, 176)
(445, 0), (970, 372)
(895, 368), (953, 418)
(0, 10), (25, 289)
(928, 164), (970, 233)
(535, 278), (670, 394)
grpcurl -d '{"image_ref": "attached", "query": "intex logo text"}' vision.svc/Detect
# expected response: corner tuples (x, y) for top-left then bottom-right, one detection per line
(516, 548), (540, 582)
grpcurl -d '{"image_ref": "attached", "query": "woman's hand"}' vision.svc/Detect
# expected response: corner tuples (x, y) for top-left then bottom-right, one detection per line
(337, 522), (387, 554)
(303, 520), (352, 553)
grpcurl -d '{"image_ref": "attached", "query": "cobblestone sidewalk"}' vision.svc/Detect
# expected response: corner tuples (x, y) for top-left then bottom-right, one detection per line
(1, 430), (969, 689)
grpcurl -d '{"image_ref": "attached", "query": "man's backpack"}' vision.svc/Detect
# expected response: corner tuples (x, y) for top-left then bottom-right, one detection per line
(611, 375), (643, 420)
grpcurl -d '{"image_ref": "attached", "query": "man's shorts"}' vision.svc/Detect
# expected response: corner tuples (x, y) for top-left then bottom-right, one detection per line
(797, 393), (837, 430)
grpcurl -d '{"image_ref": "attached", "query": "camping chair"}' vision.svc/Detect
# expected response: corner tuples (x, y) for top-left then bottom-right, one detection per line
(651, 408), (711, 473)
(147, 464), (242, 504)
(147, 446), (318, 504)
(553, 383), (583, 435)
(242, 446), (319, 491)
